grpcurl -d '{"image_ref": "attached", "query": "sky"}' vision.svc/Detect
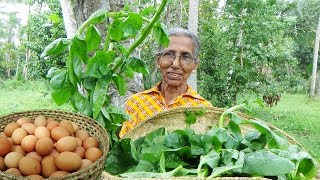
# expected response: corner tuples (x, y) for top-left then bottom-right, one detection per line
(0, 2), (30, 25)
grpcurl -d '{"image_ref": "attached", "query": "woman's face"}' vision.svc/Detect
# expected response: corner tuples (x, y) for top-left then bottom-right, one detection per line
(157, 35), (198, 87)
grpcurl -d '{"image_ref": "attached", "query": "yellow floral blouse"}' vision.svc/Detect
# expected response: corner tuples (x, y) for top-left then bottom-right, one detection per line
(119, 82), (213, 138)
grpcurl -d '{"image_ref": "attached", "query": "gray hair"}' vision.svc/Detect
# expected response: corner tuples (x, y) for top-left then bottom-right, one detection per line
(168, 28), (200, 60)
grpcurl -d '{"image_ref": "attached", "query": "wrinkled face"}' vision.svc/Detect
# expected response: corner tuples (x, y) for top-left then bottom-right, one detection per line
(157, 35), (198, 87)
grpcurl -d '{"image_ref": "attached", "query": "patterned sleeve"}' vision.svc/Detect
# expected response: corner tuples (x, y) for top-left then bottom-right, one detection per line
(119, 97), (136, 138)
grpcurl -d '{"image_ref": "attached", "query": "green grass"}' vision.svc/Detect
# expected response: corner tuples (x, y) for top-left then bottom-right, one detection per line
(0, 79), (71, 116)
(239, 93), (320, 161)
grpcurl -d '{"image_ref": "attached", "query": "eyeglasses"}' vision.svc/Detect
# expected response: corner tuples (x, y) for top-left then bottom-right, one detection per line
(158, 51), (196, 65)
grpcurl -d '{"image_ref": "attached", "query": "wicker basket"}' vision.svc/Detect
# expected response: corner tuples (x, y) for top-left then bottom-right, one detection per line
(0, 109), (109, 180)
(102, 106), (305, 180)
(123, 106), (300, 145)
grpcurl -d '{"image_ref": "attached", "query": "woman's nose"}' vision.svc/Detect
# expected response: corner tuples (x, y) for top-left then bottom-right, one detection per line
(171, 55), (181, 68)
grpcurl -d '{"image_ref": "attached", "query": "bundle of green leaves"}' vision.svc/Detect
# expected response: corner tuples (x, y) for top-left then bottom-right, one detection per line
(105, 108), (318, 179)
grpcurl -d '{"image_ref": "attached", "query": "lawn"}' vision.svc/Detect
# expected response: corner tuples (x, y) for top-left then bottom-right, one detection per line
(1, 79), (320, 162)
(0, 79), (71, 115)
(239, 93), (320, 161)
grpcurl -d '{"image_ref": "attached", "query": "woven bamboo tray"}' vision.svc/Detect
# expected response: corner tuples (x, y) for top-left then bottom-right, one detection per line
(123, 106), (300, 145)
(0, 109), (109, 180)
(102, 106), (304, 180)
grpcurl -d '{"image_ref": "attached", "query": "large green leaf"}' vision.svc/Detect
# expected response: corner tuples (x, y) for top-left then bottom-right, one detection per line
(86, 25), (101, 52)
(152, 22), (169, 47)
(49, 69), (74, 105)
(110, 19), (124, 42)
(112, 73), (127, 96)
(120, 13), (143, 36)
(86, 50), (113, 78)
(72, 92), (92, 116)
(70, 35), (88, 63)
(83, 9), (108, 25)
(51, 88), (74, 106)
(92, 77), (111, 119)
(105, 141), (135, 175)
(126, 57), (149, 75)
(101, 104), (129, 124)
(243, 150), (295, 176)
(41, 38), (70, 58)
(242, 120), (289, 150)
(197, 149), (220, 174)
(49, 69), (67, 89)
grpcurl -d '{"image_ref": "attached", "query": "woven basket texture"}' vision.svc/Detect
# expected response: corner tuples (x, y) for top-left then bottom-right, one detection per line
(102, 106), (302, 180)
(123, 106), (300, 145)
(0, 109), (109, 180)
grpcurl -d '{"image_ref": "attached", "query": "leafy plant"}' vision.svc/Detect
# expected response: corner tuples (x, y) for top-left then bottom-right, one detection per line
(105, 101), (318, 179)
(42, 1), (169, 141)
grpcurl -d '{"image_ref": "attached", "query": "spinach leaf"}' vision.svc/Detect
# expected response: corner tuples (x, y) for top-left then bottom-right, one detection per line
(105, 141), (136, 175)
(243, 150), (295, 176)
(142, 127), (166, 147)
(242, 119), (289, 150)
(209, 165), (243, 178)
(165, 131), (188, 148)
(197, 149), (220, 175)
(163, 151), (189, 169)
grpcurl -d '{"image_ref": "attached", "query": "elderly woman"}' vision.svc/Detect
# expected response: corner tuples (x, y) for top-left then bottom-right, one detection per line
(119, 28), (212, 138)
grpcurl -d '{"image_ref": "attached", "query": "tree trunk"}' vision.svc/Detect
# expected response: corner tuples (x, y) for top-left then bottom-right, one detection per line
(316, 69), (320, 96)
(59, 0), (77, 38)
(309, 16), (320, 97)
(187, 0), (199, 92)
(217, 0), (227, 17)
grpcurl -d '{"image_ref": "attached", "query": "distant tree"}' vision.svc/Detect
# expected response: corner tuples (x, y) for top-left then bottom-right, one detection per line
(310, 17), (320, 97)
(187, 0), (199, 91)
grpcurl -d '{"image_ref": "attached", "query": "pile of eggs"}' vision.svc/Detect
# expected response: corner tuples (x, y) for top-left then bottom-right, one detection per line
(0, 115), (103, 179)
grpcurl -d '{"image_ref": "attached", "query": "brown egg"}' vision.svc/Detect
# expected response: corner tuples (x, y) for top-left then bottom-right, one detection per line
(21, 135), (38, 152)
(75, 130), (89, 141)
(49, 171), (69, 177)
(55, 152), (82, 172)
(17, 117), (33, 126)
(56, 136), (77, 152)
(26, 152), (43, 162)
(4, 152), (24, 168)
(49, 149), (59, 158)
(21, 123), (37, 135)
(36, 137), (53, 156)
(41, 156), (58, 178)
(85, 147), (102, 163)
(4, 122), (20, 137)
(11, 128), (28, 145)
(80, 159), (93, 169)
(0, 137), (12, 156)
(34, 115), (47, 127)
(6, 168), (22, 176)
(59, 120), (75, 135)
(47, 117), (56, 123)
(12, 145), (26, 156)
(75, 137), (82, 146)
(19, 156), (41, 176)
(26, 174), (44, 180)
(74, 146), (85, 158)
(83, 137), (99, 149)
(46, 121), (59, 131)
(0, 156), (5, 170)
(34, 126), (50, 139)
(51, 127), (69, 141)
(72, 123), (80, 132)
